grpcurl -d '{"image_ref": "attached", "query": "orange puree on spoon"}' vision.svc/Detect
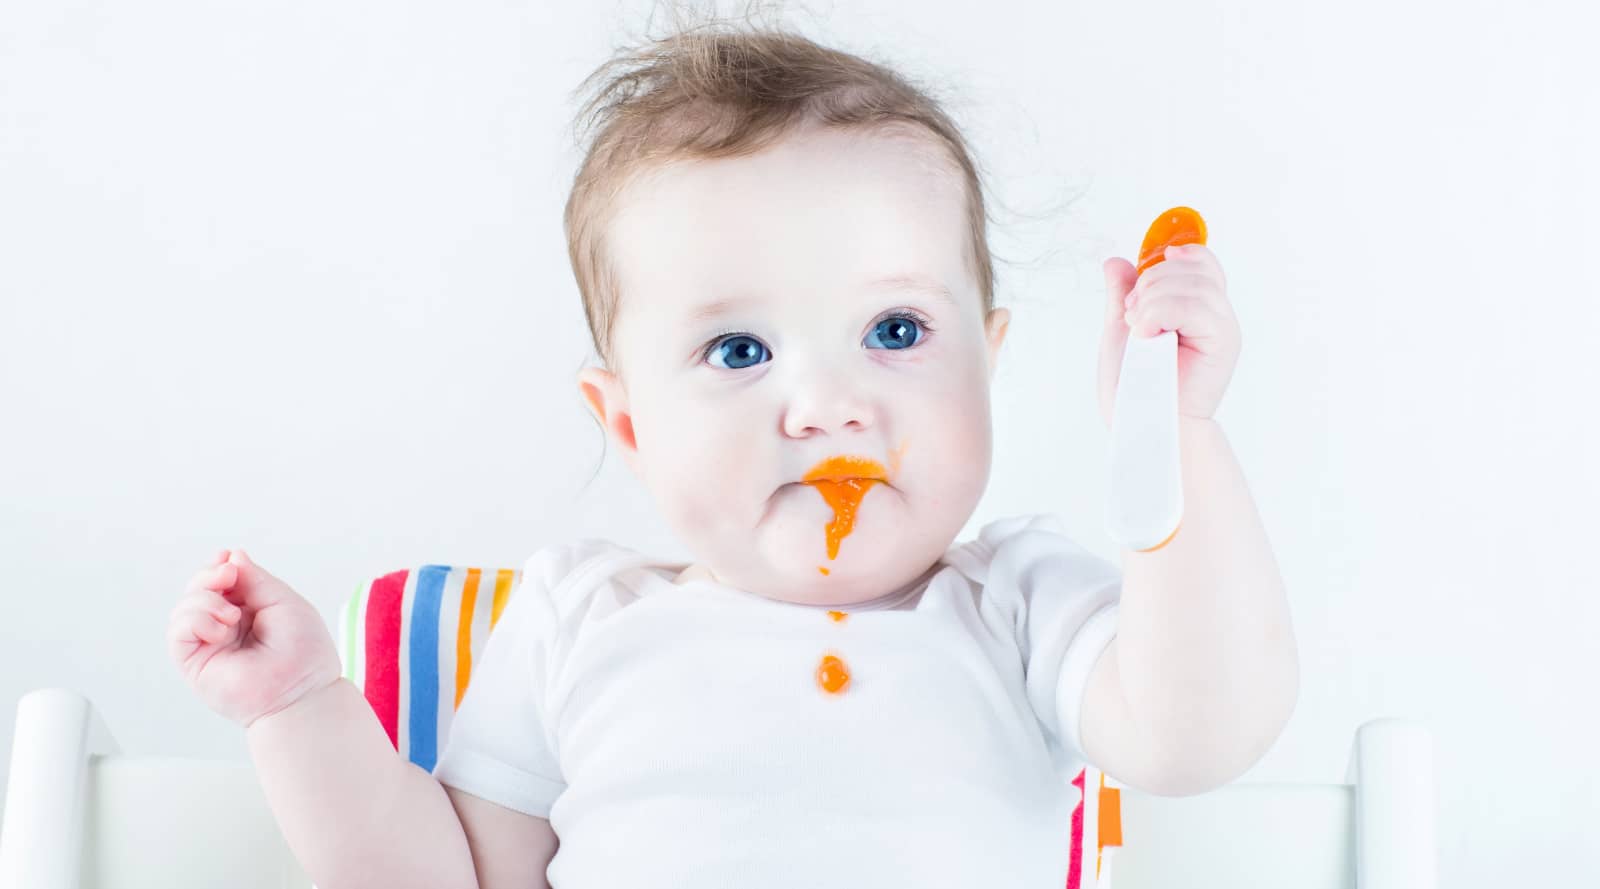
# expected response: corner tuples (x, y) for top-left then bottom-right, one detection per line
(1136, 206), (1207, 276)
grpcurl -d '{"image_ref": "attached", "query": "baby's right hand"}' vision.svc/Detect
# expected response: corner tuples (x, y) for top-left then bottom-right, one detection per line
(167, 548), (343, 729)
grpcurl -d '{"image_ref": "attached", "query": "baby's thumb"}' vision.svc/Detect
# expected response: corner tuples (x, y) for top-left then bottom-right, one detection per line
(1102, 257), (1138, 327)
(225, 549), (287, 608)
(1097, 258), (1138, 431)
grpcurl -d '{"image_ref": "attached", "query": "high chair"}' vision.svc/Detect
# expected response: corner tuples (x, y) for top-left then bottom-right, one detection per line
(1, 563), (1437, 889)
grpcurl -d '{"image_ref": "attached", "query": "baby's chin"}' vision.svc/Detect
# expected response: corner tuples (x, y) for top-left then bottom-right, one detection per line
(740, 482), (936, 606)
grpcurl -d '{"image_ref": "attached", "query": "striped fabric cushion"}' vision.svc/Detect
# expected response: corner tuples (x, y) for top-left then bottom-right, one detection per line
(337, 564), (523, 773)
(335, 562), (1121, 887)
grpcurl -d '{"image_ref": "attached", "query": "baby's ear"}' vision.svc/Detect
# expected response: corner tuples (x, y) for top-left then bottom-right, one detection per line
(984, 307), (1011, 379)
(576, 365), (639, 467)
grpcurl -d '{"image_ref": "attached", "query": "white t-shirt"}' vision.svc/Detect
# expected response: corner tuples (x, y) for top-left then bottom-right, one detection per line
(432, 512), (1122, 888)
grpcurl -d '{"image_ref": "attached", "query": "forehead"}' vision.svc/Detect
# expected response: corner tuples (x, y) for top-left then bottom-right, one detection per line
(605, 124), (973, 321)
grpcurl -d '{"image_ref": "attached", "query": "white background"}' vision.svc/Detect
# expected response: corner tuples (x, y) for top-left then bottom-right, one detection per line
(2, 0), (1596, 884)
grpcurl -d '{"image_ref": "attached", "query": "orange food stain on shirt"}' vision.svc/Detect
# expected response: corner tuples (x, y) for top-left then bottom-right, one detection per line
(816, 653), (851, 694)
(827, 610), (848, 623)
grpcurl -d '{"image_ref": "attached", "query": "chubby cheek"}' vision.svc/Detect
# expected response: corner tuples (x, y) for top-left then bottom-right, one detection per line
(907, 366), (994, 498)
(630, 389), (767, 533)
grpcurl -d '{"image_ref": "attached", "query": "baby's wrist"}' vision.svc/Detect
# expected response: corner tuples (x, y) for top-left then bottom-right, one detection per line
(244, 672), (344, 732)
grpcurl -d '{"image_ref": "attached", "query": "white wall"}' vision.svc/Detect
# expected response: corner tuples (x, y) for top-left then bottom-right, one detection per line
(2, 0), (1595, 883)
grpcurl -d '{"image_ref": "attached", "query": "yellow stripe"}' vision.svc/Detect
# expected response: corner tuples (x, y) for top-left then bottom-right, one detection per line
(490, 568), (515, 628)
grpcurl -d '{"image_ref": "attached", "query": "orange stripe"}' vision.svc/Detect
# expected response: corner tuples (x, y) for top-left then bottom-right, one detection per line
(490, 568), (515, 628)
(454, 568), (482, 711)
(1099, 774), (1123, 848)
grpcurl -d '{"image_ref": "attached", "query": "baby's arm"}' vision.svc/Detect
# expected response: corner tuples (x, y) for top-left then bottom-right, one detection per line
(1101, 416), (1298, 793)
(446, 785), (559, 889)
(171, 549), (556, 887)
(247, 678), (480, 889)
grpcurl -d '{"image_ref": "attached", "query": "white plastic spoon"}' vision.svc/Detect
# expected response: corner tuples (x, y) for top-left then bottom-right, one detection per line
(1106, 207), (1206, 552)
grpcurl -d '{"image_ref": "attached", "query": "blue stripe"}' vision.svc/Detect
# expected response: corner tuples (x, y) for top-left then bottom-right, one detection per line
(408, 564), (449, 771)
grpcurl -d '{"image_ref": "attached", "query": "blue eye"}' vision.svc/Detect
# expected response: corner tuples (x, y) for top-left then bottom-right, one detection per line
(865, 314), (927, 350)
(701, 311), (933, 370)
(707, 335), (770, 370)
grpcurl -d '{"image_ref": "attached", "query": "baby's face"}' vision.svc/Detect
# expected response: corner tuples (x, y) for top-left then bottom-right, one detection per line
(582, 123), (1009, 607)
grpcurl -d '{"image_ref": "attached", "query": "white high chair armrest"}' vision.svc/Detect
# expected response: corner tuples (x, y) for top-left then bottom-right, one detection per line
(1, 687), (120, 889)
(1344, 717), (1437, 889)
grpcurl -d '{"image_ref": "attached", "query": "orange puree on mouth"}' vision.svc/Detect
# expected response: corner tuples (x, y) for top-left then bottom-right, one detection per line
(807, 477), (881, 560)
(816, 653), (851, 694)
(802, 454), (892, 566)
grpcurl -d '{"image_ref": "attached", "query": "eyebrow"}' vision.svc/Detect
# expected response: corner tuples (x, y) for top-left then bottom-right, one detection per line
(683, 274), (958, 325)
(864, 274), (959, 307)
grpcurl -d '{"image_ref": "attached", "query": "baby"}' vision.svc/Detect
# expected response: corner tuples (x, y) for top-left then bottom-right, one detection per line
(168, 20), (1298, 889)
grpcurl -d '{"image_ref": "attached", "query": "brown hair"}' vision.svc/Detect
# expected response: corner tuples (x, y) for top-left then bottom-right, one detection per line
(562, 6), (998, 372)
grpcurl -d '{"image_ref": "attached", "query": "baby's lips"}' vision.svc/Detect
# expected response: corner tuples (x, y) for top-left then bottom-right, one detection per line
(801, 454), (889, 483)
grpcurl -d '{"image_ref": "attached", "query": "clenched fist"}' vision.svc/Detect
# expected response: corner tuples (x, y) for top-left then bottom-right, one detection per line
(168, 548), (343, 729)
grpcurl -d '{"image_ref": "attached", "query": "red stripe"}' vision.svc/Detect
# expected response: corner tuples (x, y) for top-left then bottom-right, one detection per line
(364, 569), (408, 750)
(1066, 767), (1086, 889)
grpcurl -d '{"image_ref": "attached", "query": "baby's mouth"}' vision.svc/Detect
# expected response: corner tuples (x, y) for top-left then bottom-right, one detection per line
(800, 454), (889, 485)
(792, 455), (895, 564)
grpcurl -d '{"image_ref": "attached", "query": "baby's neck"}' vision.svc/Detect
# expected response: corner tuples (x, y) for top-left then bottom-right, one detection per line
(671, 563), (714, 586)
(669, 560), (942, 609)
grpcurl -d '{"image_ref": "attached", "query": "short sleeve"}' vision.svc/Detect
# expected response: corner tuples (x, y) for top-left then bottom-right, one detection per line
(431, 540), (610, 818)
(981, 514), (1122, 768)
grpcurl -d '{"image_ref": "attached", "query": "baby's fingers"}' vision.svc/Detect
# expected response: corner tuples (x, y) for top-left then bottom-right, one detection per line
(168, 591), (241, 649)
(188, 609), (235, 644)
(186, 560), (239, 598)
(167, 609), (217, 660)
(184, 586), (242, 622)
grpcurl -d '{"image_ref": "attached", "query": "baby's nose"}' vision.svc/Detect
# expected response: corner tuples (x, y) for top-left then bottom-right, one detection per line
(781, 375), (875, 438)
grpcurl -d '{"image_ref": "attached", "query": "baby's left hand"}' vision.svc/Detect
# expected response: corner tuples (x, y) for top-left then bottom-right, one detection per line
(1096, 243), (1241, 431)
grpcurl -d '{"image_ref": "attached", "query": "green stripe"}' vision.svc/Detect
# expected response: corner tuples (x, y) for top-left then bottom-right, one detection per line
(343, 582), (363, 683)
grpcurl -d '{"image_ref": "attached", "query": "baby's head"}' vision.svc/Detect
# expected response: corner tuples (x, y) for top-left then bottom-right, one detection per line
(566, 20), (1010, 607)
